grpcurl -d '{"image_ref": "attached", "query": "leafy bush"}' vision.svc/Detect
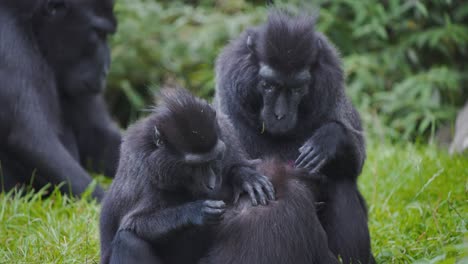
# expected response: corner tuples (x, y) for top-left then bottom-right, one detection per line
(316, 0), (468, 141)
(108, 0), (265, 124)
(107, 0), (467, 142)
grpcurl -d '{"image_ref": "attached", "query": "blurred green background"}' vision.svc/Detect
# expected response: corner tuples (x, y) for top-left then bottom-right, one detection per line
(106, 0), (467, 142)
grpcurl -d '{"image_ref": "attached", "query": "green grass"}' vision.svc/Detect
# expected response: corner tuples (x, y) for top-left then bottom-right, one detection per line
(361, 144), (467, 263)
(0, 144), (466, 263)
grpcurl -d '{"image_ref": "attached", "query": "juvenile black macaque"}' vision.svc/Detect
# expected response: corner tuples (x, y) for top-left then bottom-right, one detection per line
(0, 0), (120, 200)
(100, 88), (275, 264)
(215, 9), (374, 263)
(199, 159), (339, 264)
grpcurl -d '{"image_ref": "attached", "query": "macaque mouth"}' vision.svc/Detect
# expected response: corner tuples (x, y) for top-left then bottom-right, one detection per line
(263, 114), (296, 135)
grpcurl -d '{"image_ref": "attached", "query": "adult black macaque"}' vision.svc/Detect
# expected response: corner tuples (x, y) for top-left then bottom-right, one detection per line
(200, 159), (339, 264)
(215, 9), (374, 263)
(0, 0), (120, 200)
(100, 88), (275, 264)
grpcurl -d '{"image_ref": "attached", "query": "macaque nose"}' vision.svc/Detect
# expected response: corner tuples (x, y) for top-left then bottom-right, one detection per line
(205, 168), (218, 190)
(274, 93), (288, 121)
(206, 177), (215, 190)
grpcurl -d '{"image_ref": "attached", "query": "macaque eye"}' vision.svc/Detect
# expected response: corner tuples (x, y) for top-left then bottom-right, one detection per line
(217, 150), (225, 160)
(155, 138), (164, 147)
(292, 86), (302, 94)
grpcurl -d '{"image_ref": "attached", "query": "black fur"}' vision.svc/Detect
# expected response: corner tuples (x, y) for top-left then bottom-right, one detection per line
(200, 160), (339, 264)
(215, 9), (374, 263)
(100, 88), (275, 264)
(153, 89), (219, 154)
(0, 0), (120, 200)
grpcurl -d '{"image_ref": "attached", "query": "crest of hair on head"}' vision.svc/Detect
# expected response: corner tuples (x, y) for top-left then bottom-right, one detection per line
(153, 87), (219, 154)
(257, 9), (318, 73)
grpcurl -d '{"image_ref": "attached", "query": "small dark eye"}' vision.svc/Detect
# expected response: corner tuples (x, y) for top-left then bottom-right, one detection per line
(217, 150), (225, 160)
(292, 86), (302, 93)
(44, 0), (67, 17)
(156, 138), (164, 147)
(95, 30), (108, 41)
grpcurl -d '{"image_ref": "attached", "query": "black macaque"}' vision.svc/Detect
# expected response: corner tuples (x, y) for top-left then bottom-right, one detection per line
(199, 159), (339, 264)
(99, 88), (275, 264)
(0, 0), (121, 200)
(215, 9), (374, 263)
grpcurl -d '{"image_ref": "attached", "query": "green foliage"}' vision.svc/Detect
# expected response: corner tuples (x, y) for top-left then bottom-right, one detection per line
(1, 144), (466, 263)
(316, 0), (468, 141)
(108, 0), (265, 123)
(107, 0), (467, 141)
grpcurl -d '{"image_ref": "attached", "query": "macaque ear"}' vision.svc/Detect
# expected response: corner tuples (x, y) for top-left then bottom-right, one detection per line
(316, 38), (323, 51)
(153, 126), (164, 147)
(246, 34), (256, 54)
(312, 37), (323, 64)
